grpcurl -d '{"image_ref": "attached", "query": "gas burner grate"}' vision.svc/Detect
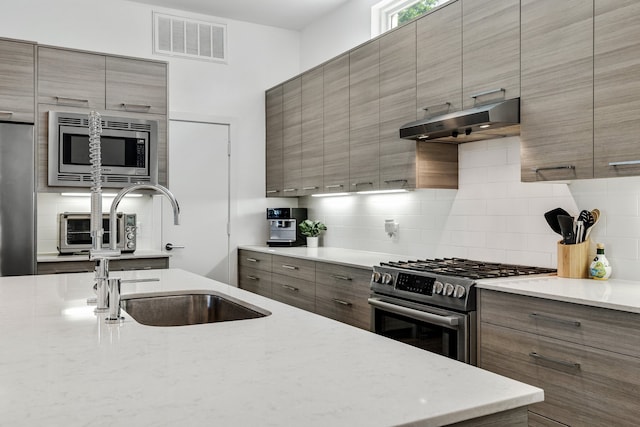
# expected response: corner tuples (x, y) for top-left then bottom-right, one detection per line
(380, 258), (556, 280)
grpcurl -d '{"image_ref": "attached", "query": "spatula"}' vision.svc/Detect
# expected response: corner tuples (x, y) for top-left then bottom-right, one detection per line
(544, 208), (571, 235)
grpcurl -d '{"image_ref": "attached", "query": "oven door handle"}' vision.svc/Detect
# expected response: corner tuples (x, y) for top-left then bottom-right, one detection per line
(368, 298), (460, 327)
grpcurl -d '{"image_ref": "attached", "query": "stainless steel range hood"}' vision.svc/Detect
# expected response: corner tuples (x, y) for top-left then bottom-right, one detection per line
(399, 98), (520, 143)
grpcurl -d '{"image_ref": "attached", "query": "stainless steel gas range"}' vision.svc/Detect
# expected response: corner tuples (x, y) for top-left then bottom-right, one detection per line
(369, 258), (556, 365)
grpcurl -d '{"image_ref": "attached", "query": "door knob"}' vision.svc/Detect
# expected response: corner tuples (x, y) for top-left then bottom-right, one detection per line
(165, 243), (185, 251)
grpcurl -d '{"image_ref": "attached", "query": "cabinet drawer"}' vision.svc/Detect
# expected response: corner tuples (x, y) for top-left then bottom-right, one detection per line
(479, 290), (640, 358)
(315, 263), (371, 330)
(238, 250), (272, 272)
(238, 267), (272, 298)
(271, 273), (315, 312)
(272, 255), (315, 281)
(480, 322), (640, 426)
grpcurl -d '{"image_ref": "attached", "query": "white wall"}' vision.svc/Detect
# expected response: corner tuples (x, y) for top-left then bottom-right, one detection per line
(0, 0), (302, 257)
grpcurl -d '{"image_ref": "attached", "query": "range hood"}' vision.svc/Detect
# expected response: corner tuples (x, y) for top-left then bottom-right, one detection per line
(399, 98), (520, 143)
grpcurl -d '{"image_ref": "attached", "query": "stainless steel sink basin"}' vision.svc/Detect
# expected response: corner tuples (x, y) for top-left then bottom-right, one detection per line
(121, 290), (271, 327)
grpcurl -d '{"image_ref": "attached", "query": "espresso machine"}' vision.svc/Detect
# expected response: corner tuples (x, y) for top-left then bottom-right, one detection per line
(267, 208), (307, 247)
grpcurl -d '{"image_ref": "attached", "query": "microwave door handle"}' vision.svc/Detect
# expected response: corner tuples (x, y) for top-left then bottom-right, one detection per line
(368, 298), (460, 328)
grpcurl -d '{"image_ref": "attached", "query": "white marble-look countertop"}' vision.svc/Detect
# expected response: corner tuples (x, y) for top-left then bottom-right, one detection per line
(37, 250), (170, 262)
(477, 276), (640, 314)
(0, 269), (542, 426)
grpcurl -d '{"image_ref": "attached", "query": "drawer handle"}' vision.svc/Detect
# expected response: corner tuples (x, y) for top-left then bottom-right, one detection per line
(383, 179), (408, 185)
(325, 184), (344, 189)
(331, 274), (352, 281)
(529, 313), (581, 327)
(302, 186), (319, 190)
(246, 257), (258, 263)
(121, 103), (152, 111)
(282, 284), (299, 292)
(352, 182), (373, 187)
(0, 110), (14, 116)
(532, 165), (575, 173)
(332, 298), (352, 306)
(609, 160), (640, 167)
(282, 264), (298, 270)
(283, 188), (297, 192)
(266, 190), (280, 194)
(529, 352), (581, 370)
(247, 275), (259, 281)
(55, 96), (89, 105)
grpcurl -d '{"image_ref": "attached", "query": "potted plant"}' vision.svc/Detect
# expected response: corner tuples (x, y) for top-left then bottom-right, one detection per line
(299, 219), (327, 248)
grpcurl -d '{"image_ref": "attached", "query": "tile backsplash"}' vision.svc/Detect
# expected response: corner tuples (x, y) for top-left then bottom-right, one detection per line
(302, 136), (640, 281)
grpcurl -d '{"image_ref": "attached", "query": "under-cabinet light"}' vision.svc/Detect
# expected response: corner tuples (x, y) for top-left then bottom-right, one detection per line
(356, 189), (409, 195)
(311, 192), (350, 198)
(60, 192), (144, 198)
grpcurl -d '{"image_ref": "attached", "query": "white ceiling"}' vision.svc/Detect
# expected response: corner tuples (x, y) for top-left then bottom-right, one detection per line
(128, 0), (353, 30)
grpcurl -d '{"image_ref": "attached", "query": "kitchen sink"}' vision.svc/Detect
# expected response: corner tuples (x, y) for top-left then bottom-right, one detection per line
(121, 290), (271, 327)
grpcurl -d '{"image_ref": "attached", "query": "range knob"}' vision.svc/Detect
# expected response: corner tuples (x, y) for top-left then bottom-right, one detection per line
(443, 283), (454, 297)
(453, 284), (466, 299)
(127, 233), (134, 240)
(371, 271), (381, 283)
(381, 273), (393, 285)
(433, 281), (444, 294)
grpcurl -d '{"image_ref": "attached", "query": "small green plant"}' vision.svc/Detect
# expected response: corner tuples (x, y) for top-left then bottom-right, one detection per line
(299, 220), (327, 237)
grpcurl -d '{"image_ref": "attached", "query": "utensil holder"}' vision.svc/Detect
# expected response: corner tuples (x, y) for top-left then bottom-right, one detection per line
(557, 239), (590, 278)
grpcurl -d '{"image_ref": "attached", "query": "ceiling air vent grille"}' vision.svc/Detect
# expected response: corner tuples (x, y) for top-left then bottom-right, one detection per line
(153, 12), (226, 63)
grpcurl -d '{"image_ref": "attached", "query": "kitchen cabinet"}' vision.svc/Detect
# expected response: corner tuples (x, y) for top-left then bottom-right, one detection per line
(478, 289), (640, 426)
(349, 40), (380, 192)
(461, 0), (520, 108)
(271, 255), (315, 312)
(282, 78), (302, 197)
(322, 54), (350, 194)
(520, 0), (594, 182)
(300, 67), (324, 196)
(106, 56), (167, 115)
(265, 86), (284, 197)
(0, 39), (35, 123)
(237, 250), (272, 298)
(37, 256), (169, 274)
(594, 0), (640, 178)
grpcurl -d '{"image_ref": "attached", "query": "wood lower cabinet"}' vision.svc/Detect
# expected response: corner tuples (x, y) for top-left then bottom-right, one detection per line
(0, 39), (35, 123)
(238, 250), (372, 330)
(478, 289), (640, 426)
(37, 256), (169, 274)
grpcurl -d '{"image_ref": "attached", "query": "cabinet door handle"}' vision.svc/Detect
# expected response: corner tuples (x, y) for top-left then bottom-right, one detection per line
(283, 188), (297, 192)
(383, 179), (408, 185)
(352, 182), (373, 187)
(331, 274), (352, 281)
(532, 165), (576, 173)
(266, 190), (280, 194)
(246, 257), (258, 263)
(421, 102), (451, 113)
(609, 160), (640, 167)
(470, 87), (505, 100)
(121, 103), (152, 111)
(55, 96), (89, 106)
(302, 186), (319, 190)
(325, 184), (344, 189)
(247, 275), (259, 281)
(0, 110), (14, 116)
(281, 264), (298, 270)
(332, 298), (352, 306)
(529, 352), (580, 370)
(281, 284), (299, 292)
(529, 312), (581, 327)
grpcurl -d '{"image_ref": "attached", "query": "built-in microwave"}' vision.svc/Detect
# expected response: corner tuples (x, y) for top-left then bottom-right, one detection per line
(58, 212), (137, 254)
(48, 111), (158, 188)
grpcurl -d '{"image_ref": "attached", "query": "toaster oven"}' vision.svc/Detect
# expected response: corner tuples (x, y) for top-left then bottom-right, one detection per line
(58, 212), (137, 254)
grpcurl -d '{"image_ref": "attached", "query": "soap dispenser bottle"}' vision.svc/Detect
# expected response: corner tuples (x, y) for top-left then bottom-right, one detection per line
(590, 243), (612, 280)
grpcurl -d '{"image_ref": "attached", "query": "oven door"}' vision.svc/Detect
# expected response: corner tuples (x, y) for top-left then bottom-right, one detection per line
(369, 295), (476, 365)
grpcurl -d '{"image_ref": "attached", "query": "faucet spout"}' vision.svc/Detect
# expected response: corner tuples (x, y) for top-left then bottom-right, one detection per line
(109, 183), (181, 251)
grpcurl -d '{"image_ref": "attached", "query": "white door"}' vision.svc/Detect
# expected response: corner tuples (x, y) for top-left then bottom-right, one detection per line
(161, 119), (230, 283)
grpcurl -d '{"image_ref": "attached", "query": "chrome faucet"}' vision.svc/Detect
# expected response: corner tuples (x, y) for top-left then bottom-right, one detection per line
(90, 183), (181, 318)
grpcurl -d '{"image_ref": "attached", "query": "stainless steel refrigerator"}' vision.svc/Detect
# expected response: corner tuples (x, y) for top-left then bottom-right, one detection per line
(0, 121), (35, 276)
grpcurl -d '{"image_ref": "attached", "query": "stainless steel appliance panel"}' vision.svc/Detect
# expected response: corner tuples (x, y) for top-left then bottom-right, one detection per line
(0, 122), (35, 276)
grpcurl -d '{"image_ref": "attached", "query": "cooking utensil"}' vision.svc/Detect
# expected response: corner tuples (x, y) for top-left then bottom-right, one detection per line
(558, 215), (575, 244)
(544, 207), (571, 235)
(584, 209), (601, 240)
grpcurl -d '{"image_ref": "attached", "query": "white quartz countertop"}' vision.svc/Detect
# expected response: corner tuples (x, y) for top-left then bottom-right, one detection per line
(0, 269), (542, 426)
(238, 245), (407, 269)
(37, 250), (170, 262)
(477, 275), (640, 314)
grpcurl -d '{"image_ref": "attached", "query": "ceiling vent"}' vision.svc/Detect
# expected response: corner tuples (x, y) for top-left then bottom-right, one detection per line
(153, 12), (227, 63)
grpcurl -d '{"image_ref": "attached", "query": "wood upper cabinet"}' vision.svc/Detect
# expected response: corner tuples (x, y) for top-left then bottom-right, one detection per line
(594, 0), (640, 178)
(0, 39), (35, 123)
(520, 0), (594, 182)
(349, 40), (380, 192)
(106, 57), (167, 115)
(300, 67), (324, 196)
(265, 86), (284, 197)
(282, 78), (302, 197)
(323, 54), (350, 194)
(417, 1), (462, 116)
(38, 47), (106, 109)
(461, 0), (520, 108)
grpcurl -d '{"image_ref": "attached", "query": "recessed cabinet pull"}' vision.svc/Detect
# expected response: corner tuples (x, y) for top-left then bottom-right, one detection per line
(0, 110), (14, 116)
(609, 160), (640, 167)
(246, 258), (258, 263)
(282, 284), (299, 292)
(55, 96), (89, 105)
(529, 352), (581, 370)
(470, 88), (505, 100)
(282, 264), (298, 270)
(121, 103), (152, 111)
(331, 274), (352, 281)
(332, 298), (352, 306)
(532, 165), (576, 173)
(247, 275), (259, 281)
(352, 182), (373, 187)
(325, 184), (344, 189)
(529, 312), (581, 327)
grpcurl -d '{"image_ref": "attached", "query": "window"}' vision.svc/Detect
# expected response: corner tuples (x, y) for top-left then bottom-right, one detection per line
(371, 0), (451, 36)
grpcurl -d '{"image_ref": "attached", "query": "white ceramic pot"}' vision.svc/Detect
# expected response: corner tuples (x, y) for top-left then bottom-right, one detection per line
(306, 236), (319, 248)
